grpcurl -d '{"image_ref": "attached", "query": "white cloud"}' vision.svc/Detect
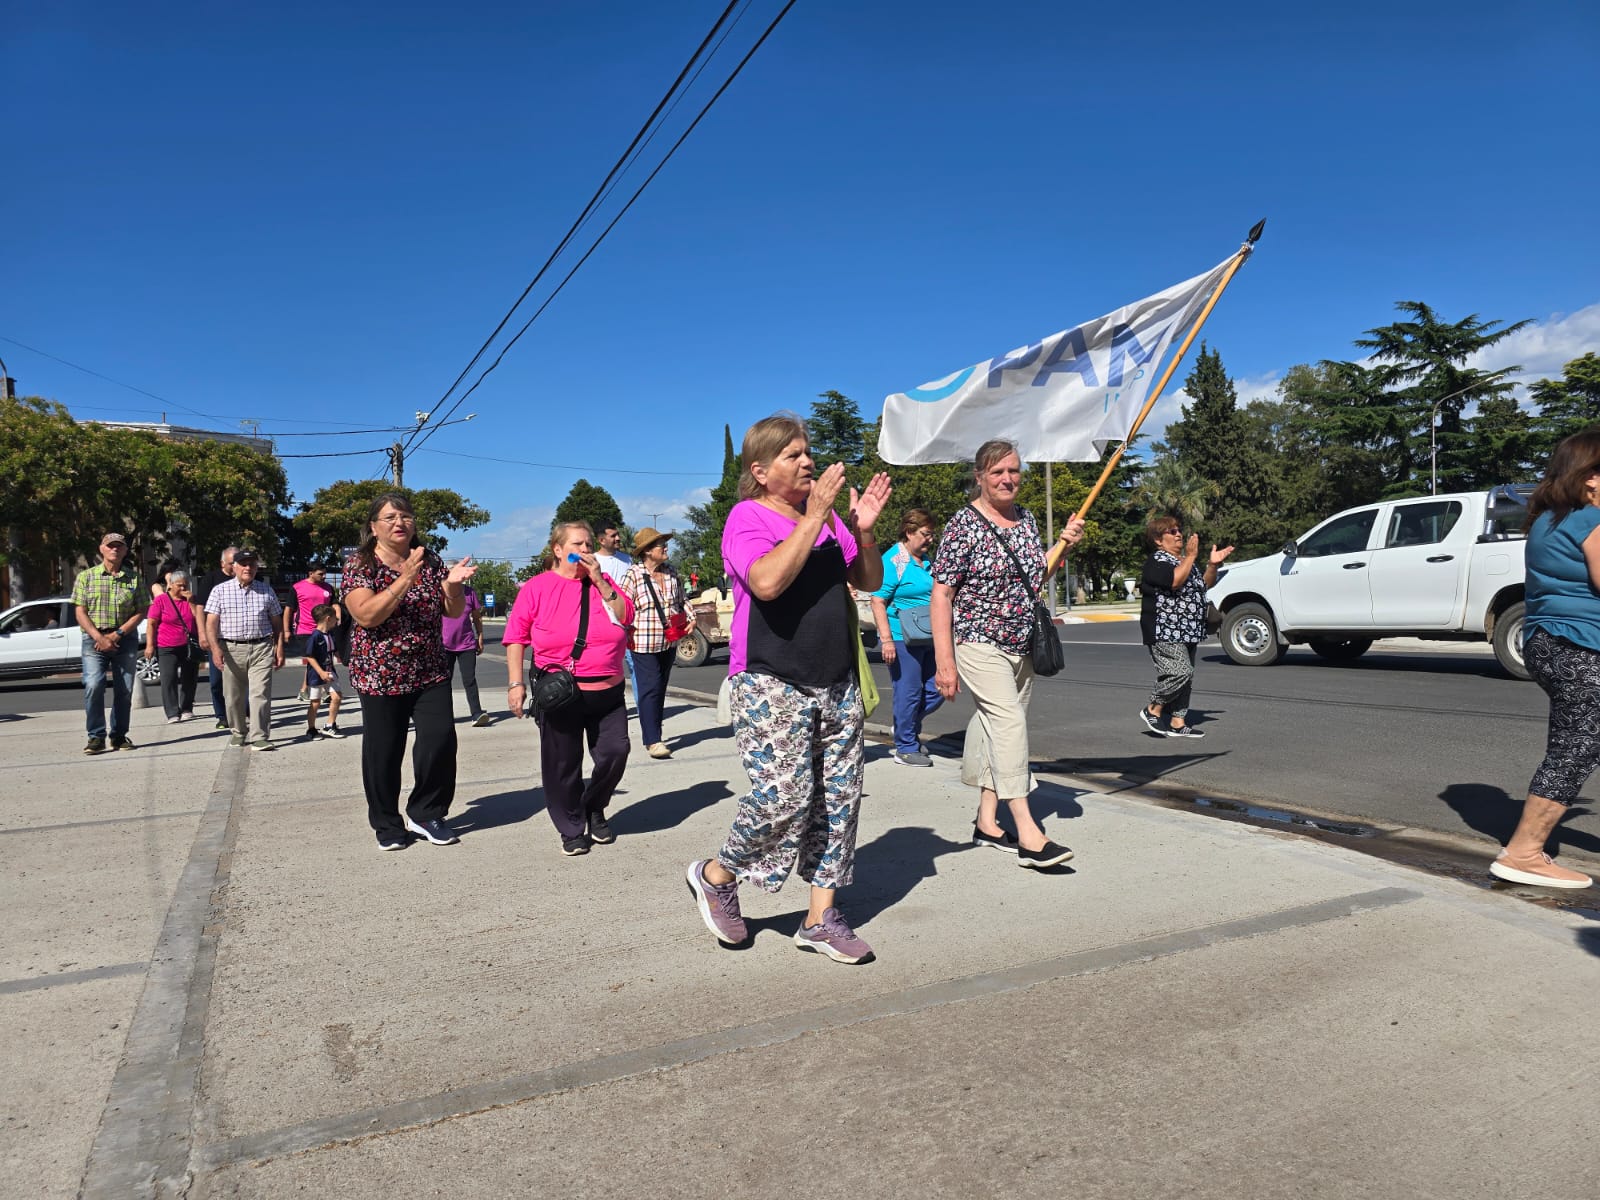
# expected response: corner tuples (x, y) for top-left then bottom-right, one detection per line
(1468, 303), (1600, 389)
(616, 486), (711, 532)
(1140, 369), (1283, 449)
(458, 504), (556, 563)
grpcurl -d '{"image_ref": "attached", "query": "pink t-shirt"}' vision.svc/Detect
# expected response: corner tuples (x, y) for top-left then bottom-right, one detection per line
(721, 499), (858, 682)
(503, 571), (634, 684)
(147, 592), (197, 649)
(293, 577), (336, 635)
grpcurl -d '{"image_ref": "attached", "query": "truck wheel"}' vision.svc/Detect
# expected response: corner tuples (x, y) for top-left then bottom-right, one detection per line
(1308, 637), (1373, 663)
(674, 629), (710, 669)
(1492, 602), (1530, 681)
(1221, 603), (1284, 666)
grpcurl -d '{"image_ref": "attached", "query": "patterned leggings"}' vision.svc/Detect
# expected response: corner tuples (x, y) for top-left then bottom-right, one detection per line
(718, 672), (864, 893)
(1526, 627), (1600, 805)
(1147, 642), (1198, 719)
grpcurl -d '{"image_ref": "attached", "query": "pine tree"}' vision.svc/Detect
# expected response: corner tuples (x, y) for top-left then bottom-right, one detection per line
(680, 425), (742, 588)
(1531, 353), (1600, 452)
(808, 390), (867, 467)
(552, 479), (624, 537)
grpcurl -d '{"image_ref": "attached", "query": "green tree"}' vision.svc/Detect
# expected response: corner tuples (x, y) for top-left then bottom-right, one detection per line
(552, 479), (624, 537)
(861, 418), (973, 544)
(1531, 352), (1600, 451)
(1132, 459), (1222, 531)
(466, 559), (518, 610)
(293, 480), (489, 563)
(807, 390), (867, 468)
(680, 425), (740, 588)
(1461, 394), (1538, 485)
(1352, 301), (1531, 494)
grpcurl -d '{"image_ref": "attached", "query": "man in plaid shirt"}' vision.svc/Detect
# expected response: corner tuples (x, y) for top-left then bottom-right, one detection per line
(72, 531), (147, 754)
(202, 548), (285, 750)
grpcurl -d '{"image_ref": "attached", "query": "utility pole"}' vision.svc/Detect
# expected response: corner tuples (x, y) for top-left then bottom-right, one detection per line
(390, 442), (404, 488)
(1, 357), (22, 606)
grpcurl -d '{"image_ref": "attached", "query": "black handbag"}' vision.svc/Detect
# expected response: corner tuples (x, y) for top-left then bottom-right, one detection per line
(968, 503), (1064, 677)
(524, 578), (598, 717)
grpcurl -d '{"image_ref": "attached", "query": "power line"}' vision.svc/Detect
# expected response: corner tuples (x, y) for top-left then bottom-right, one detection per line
(407, 0), (798, 461)
(403, 0), (747, 459)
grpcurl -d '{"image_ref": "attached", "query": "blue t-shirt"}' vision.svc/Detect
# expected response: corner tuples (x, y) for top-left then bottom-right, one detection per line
(1526, 507), (1600, 652)
(871, 543), (935, 643)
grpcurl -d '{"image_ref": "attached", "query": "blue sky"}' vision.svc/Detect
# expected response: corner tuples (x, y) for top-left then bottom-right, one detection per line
(4, 0), (1597, 563)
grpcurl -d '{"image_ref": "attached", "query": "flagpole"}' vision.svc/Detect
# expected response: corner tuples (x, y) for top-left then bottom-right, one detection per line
(1045, 219), (1264, 581)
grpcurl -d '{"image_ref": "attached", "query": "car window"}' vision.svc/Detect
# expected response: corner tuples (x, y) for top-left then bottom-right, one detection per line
(0, 603), (61, 635)
(1297, 510), (1377, 558)
(1384, 500), (1463, 549)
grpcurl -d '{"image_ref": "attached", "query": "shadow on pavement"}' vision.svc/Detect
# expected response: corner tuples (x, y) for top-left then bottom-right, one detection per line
(452, 787), (544, 834)
(613, 780), (732, 836)
(1439, 783), (1600, 857)
(845, 825), (970, 926)
(1577, 924), (1600, 960)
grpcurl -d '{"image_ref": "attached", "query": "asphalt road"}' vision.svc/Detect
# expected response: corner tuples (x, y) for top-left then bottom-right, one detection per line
(8, 623), (1593, 862)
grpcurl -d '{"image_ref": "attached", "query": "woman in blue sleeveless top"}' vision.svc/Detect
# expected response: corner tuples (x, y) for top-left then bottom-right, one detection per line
(1492, 428), (1600, 889)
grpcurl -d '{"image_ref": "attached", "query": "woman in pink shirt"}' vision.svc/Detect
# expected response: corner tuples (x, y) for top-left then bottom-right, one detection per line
(144, 568), (200, 723)
(504, 521), (634, 856)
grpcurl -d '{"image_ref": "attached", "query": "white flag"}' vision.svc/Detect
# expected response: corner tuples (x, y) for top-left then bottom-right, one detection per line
(878, 253), (1239, 465)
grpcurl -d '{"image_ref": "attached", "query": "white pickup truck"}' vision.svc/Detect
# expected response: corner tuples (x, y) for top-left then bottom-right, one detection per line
(1208, 486), (1532, 678)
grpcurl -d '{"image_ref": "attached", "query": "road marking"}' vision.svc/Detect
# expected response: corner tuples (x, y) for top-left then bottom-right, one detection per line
(0, 809), (206, 836)
(198, 886), (1419, 1172)
(79, 744), (250, 1199)
(0, 961), (146, 994)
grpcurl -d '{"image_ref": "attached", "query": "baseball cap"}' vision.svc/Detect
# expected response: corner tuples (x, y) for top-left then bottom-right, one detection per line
(102, 532), (127, 546)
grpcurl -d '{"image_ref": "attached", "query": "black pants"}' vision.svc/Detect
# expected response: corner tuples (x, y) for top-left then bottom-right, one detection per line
(536, 684), (629, 840)
(208, 652), (228, 723)
(157, 644), (200, 719)
(447, 648), (483, 718)
(358, 680), (457, 838)
(632, 648), (675, 745)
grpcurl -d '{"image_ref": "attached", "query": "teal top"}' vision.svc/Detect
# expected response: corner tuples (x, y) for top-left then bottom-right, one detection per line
(1526, 507), (1600, 653)
(871, 543), (935, 643)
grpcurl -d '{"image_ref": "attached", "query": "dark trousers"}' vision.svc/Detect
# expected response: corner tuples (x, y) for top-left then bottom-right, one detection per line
(358, 680), (457, 838)
(632, 648), (675, 745)
(536, 684), (629, 839)
(157, 644), (200, 719)
(447, 648), (483, 718)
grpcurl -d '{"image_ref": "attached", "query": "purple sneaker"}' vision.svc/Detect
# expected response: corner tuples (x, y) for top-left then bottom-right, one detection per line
(686, 860), (747, 944)
(793, 907), (874, 964)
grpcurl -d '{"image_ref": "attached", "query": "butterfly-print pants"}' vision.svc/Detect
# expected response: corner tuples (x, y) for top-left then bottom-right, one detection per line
(1526, 627), (1600, 805)
(718, 672), (864, 893)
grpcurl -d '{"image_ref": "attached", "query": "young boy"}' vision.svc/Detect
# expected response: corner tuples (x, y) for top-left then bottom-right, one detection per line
(301, 604), (345, 740)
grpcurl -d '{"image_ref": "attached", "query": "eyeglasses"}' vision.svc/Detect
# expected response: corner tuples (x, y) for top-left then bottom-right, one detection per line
(1161, 529), (1184, 537)
(375, 514), (416, 525)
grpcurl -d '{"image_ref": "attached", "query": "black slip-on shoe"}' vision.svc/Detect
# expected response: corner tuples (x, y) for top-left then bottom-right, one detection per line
(972, 823), (1019, 853)
(1018, 840), (1075, 869)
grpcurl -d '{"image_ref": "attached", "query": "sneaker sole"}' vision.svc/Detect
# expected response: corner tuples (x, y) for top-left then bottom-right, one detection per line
(685, 862), (742, 944)
(973, 833), (1019, 854)
(1018, 848), (1076, 869)
(792, 933), (871, 964)
(1489, 860), (1593, 888)
(589, 829), (616, 845)
(378, 840), (409, 852)
(404, 817), (459, 846)
(563, 843), (590, 856)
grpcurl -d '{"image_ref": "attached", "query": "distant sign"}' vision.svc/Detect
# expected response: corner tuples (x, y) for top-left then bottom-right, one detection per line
(484, 593), (495, 610)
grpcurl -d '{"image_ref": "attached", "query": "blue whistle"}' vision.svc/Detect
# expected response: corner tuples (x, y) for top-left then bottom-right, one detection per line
(567, 553), (582, 563)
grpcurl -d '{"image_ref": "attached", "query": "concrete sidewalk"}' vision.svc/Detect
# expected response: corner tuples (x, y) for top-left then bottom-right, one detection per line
(3, 690), (1597, 1198)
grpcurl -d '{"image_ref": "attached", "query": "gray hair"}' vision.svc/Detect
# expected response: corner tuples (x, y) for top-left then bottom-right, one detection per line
(221, 545), (240, 564)
(167, 569), (191, 586)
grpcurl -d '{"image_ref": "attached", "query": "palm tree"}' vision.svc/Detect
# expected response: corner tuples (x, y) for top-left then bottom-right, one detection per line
(1132, 459), (1222, 530)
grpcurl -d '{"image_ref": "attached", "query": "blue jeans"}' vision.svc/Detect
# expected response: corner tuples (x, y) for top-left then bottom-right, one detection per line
(82, 637), (138, 741)
(632, 648), (675, 746)
(887, 640), (943, 755)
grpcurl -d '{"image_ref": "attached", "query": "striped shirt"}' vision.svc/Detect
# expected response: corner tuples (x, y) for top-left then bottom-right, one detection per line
(71, 563), (144, 630)
(203, 578), (283, 641)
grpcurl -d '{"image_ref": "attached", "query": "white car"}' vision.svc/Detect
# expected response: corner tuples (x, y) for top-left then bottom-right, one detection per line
(0, 596), (161, 682)
(1208, 487), (1531, 678)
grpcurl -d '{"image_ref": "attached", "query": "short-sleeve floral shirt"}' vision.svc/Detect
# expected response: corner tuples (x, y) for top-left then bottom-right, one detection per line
(342, 551), (451, 696)
(931, 505), (1044, 655)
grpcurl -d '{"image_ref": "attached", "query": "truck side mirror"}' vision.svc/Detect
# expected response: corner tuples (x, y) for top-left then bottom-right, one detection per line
(1281, 540), (1299, 558)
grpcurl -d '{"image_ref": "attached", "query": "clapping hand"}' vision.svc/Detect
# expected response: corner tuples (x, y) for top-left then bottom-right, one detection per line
(1184, 533), (1200, 560)
(1210, 544), (1235, 565)
(397, 546), (427, 586)
(849, 472), (893, 534)
(808, 463), (848, 513)
(447, 556), (477, 585)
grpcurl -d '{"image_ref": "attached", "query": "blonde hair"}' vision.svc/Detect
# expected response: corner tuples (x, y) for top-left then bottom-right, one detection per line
(738, 413), (810, 500)
(548, 520), (594, 554)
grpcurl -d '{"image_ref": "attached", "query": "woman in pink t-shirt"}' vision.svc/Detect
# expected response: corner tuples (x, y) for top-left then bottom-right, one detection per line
(144, 569), (200, 723)
(504, 520), (634, 856)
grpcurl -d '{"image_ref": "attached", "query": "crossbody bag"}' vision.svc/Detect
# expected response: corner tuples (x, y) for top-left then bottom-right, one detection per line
(967, 503), (1064, 677)
(524, 578), (604, 717)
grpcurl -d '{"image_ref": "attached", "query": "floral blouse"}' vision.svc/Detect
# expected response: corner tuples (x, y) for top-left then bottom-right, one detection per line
(931, 505), (1044, 656)
(342, 551), (451, 696)
(1140, 549), (1209, 645)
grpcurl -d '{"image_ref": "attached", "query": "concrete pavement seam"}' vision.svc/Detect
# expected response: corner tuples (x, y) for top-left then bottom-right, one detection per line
(78, 746), (250, 1200)
(195, 885), (1419, 1173)
(0, 808), (206, 837)
(0, 961), (146, 995)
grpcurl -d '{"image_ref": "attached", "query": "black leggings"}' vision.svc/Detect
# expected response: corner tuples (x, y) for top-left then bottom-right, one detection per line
(1526, 627), (1600, 805)
(357, 680), (458, 837)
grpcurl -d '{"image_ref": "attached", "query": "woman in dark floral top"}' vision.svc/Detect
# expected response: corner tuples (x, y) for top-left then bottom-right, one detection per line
(1138, 514), (1233, 739)
(342, 492), (477, 852)
(931, 439), (1084, 870)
